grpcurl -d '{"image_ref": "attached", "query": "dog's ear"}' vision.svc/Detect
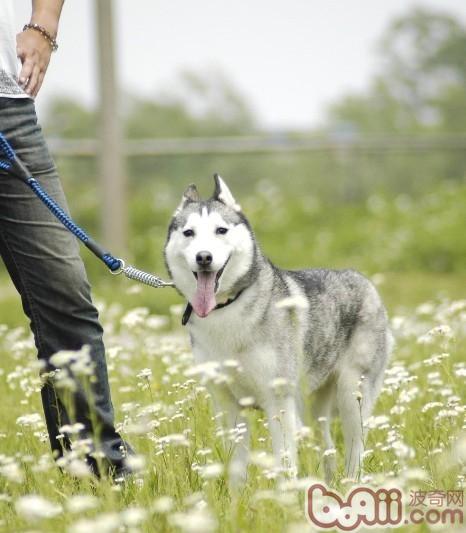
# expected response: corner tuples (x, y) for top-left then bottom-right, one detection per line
(212, 174), (241, 212)
(174, 184), (200, 214)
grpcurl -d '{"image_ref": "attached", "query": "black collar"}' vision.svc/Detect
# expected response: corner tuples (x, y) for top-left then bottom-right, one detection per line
(181, 289), (244, 326)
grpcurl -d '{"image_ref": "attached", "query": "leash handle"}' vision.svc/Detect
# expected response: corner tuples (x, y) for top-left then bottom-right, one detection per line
(0, 132), (173, 285)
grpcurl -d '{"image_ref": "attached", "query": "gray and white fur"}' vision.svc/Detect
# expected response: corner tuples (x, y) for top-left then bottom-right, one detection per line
(164, 175), (393, 484)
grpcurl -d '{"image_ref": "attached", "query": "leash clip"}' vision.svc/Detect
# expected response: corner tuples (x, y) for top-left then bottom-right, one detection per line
(109, 258), (125, 275)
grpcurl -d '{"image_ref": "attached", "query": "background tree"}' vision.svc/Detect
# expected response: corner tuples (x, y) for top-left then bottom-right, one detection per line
(328, 7), (466, 134)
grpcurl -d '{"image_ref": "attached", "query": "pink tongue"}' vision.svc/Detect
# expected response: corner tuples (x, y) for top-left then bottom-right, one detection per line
(192, 271), (217, 317)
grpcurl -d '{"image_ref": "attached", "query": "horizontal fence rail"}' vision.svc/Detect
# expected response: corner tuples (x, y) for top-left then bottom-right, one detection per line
(46, 134), (466, 157)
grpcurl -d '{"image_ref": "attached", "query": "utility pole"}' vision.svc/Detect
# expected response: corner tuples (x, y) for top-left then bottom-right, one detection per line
(94, 0), (126, 253)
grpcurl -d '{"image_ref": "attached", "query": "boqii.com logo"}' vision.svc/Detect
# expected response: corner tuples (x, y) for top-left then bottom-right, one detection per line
(306, 483), (464, 531)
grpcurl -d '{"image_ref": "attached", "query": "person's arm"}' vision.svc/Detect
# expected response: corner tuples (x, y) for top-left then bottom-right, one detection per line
(16, 0), (65, 97)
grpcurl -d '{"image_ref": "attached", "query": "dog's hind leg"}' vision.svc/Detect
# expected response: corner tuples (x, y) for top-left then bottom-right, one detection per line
(336, 322), (389, 480)
(312, 378), (337, 483)
(265, 394), (300, 478)
(336, 369), (367, 480)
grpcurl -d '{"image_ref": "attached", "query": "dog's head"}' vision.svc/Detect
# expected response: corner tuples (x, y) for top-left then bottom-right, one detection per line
(164, 175), (255, 318)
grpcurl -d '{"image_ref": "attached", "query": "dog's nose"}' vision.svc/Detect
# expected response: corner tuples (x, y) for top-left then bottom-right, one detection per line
(196, 251), (213, 267)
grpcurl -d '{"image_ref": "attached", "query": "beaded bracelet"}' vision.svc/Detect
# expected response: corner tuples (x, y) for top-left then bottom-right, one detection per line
(23, 23), (59, 52)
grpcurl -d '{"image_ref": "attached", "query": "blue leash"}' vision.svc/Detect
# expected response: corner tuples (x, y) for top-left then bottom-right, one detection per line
(0, 132), (174, 288)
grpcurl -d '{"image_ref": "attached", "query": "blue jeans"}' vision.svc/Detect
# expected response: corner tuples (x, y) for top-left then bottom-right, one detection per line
(0, 97), (131, 475)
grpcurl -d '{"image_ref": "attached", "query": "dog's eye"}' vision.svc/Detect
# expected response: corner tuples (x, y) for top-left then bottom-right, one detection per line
(216, 227), (228, 235)
(183, 229), (195, 237)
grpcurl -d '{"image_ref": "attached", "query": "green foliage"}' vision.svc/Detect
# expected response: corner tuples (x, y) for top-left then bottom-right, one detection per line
(328, 7), (466, 133)
(123, 176), (466, 278)
(44, 97), (98, 138)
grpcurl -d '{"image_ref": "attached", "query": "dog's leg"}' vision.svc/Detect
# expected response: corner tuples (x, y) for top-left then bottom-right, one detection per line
(337, 369), (383, 480)
(313, 378), (337, 483)
(337, 318), (390, 480)
(209, 386), (250, 486)
(265, 395), (299, 478)
(336, 369), (365, 480)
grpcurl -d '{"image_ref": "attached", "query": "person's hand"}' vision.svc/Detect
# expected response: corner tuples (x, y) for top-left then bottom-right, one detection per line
(16, 28), (53, 98)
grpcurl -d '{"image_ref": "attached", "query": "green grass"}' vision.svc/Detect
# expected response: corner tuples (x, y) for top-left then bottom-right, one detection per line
(0, 273), (464, 532)
(0, 176), (465, 532)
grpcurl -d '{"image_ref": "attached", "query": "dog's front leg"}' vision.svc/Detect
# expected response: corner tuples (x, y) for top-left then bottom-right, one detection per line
(209, 385), (250, 486)
(265, 394), (299, 478)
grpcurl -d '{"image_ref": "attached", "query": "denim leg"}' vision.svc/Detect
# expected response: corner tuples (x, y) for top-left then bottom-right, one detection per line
(0, 97), (131, 472)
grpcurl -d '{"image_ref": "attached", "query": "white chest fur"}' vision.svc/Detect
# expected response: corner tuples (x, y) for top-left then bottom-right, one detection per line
(188, 297), (281, 404)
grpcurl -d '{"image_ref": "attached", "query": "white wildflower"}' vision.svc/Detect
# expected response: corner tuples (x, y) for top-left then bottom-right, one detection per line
(124, 454), (146, 473)
(437, 409), (459, 419)
(198, 462), (224, 480)
(66, 495), (99, 513)
(121, 507), (148, 527)
(16, 413), (43, 429)
(49, 350), (77, 367)
(423, 353), (450, 366)
(364, 415), (390, 429)
(50, 346), (94, 376)
(323, 448), (337, 457)
(296, 425), (312, 440)
(270, 377), (289, 395)
(31, 454), (54, 473)
(0, 461), (24, 483)
(146, 315), (169, 330)
(69, 513), (120, 533)
(392, 440), (415, 459)
(66, 459), (93, 478)
(401, 468), (428, 480)
(152, 496), (174, 514)
(196, 448), (212, 457)
(59, 423), (85, 435)
(15, 495), (62, 521)
(432, 447), (444, 455)
(120, 307), (150, 328)
(416, 302), (435, 316)
(184, 361), (221, 381)
(169, 304), (184, 317)
(136, 368), (152, 380)
(250, 451), (276, 469)
(158, 433), (190, 447)
(417, 325), (453, 345)
(169, 508), (217, 533)
(439, 387), (453, 397)
(122, 421), (151, 435)
(422, 402), (443, 413)
(239, 396), (256, 407)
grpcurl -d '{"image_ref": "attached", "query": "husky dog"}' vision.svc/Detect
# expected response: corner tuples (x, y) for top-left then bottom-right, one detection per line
(164, 175), (392, 483)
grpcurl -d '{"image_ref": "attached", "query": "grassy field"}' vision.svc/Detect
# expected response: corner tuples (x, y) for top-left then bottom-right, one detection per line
(0, 270), (464, 532)
(0, 172), (465, 533)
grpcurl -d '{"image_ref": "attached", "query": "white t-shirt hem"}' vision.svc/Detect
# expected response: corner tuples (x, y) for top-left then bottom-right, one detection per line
(0, 93), (29, 98)
(0, 0), (28, 99)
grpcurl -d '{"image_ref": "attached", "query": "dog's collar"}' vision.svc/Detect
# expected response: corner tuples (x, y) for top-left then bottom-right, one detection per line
(181, 289), (244, 326)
